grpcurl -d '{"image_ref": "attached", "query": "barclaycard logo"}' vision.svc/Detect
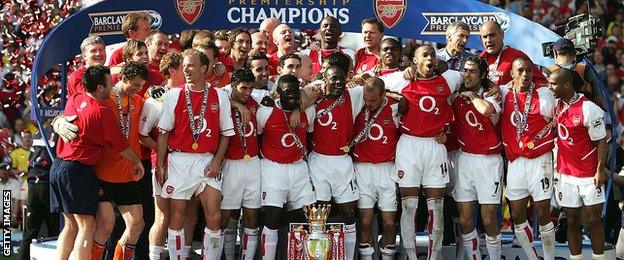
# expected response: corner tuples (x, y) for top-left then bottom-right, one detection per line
(88, 10), (162, 36)
(421, 12), (511, 35)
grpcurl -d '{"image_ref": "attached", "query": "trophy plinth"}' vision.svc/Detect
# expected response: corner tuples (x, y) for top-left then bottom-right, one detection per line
(287, 204), (345, 260)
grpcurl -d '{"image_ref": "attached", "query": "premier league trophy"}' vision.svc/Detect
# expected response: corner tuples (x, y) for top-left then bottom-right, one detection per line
(287, 204), (345, 260)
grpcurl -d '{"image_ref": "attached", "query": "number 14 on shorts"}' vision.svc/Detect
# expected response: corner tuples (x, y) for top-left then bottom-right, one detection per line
(439, 161), (450, 183)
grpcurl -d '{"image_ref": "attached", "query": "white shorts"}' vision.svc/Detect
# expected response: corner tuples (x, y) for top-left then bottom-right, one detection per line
(308, 152), (359, 204)
(355, 162), (398, 211)
(260, 159), (316, 211)
(446, 149), (460, 195)
(454, 152), (503, 204)
(394, 135), (449, 188)
(221, 156), (262, 210)
(161, 152), (221, 200)
(505, 152), (554, 202)
(554, 174), (605, 208)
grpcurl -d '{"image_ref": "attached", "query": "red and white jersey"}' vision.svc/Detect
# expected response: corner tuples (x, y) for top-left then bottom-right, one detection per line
(556, 96), (606, 183)
(225, 97), (260, 160)
(301, 47), (356, 75)
(500, 84), (555, 161)
(353, 97), (400, 163)
(354, 48), (380, 75)
(257, 104), (315, 164)
(452, 91), (502, 155)
(479, 46), (547, 86)
(312, 87), (365, 155)
(157, 84), (235, 153)
(382, 70), (462, 137)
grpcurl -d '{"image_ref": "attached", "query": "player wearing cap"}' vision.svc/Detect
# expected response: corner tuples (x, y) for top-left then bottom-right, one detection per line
(50, 66), (144, 260)
(353, 77), (400, 260)
(500, 57), (556, 260)
(452, 56), (504, 259)
(156, 49), (235, 260)
(219, 69), (262, 260)
(479, 21), (547, 86)
(380, 45), (462, 260)
(256, 75), (316, 260)
(90, 61), (148, 260)
(549, 69), (607, 260)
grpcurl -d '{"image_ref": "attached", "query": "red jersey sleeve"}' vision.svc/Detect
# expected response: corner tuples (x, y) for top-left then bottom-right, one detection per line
(109, 47), (124, 67)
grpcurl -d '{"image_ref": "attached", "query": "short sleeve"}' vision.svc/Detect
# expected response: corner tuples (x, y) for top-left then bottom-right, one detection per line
(441, 70), (463, 93)
(389, 102), (401, 127)
(139, 99), (162, 136)
(484, 95), (502, 114)
(157, 88), (181, 132)
(305, 105), (316, 133)
(251, 88), (270, 104)
(255, 105), (273, 134)
(348, 87), (365, 121)
(63, 95), (78, 118)
(217, 89), (235, 137)
(537, 87), (556, 119)
(583, 100), (607, 141)
(380, 71), (409, 93)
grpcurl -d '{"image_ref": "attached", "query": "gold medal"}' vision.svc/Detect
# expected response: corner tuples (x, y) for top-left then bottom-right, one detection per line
(526, 141), (535, 149)
(518, 141), (523, 148)
(192, 142), (198, 150)
(243, 154), (251, 161)
(341, 146), (350, 153)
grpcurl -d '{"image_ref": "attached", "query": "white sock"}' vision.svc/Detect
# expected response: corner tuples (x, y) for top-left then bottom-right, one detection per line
(426, 198), (444, 260)
(570, 254), (584, 259)
(148, 245), (163, 260)
(358, 243), (374, 260)
(261, 227), (278, 260)
(462, 229), (481, 260)
(203, 228), (223, 260)
(167, 229), (185, 260)
(593, 253), (605, 259)
(453, 217), (465, 260)
(514, 221), (540, 260)
(241, 227), (259, 260)
(618, 228), (624, 259)
(224, 219), (238, 260)
(400, 197), (418, 259)
(485, 233), (502, 260)
(182, 245), (191, 259)
(380, 244), (396, 260)
(539, 222), (555, 260)
(345, 223), (357, 260)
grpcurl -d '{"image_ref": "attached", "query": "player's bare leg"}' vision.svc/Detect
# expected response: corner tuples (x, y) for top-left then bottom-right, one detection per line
(457, 201), (481, 259)
(115, 204), (145, 259)
(584, 204), (605, 257)
(358, 208), (375, 260)
(566, 203), (604, 258)
(481, 204), (502, 259)
(334, 201), (358, 260)
(148, 196), (169, 260)
(73, 214), (96, 260)
(424, 188), (445, 260)
(168, 199), (189, 260)
(198, 186), (223, 259)
(399, 187), (420, 259)
(183, 197), (199, 258)
(509, 197), (540, 260)
(240, 207), (260, 260)
(91, 202), (115, 259)
(57, 213), (78, 260)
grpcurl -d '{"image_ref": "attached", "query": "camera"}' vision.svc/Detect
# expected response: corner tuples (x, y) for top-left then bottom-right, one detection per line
(542, 13), (603, 58)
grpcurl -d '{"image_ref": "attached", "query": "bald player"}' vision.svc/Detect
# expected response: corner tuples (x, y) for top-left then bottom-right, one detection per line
(259, 17), (280, 55)
(479, 21), (547, 86)
(500, 57), (556, 260)
(269, 24), (297, 76)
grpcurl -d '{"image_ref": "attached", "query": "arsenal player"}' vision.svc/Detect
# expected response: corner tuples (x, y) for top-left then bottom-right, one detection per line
(500, 57), (556, 260)
(452, 56), (503, 259)
(67, 36), (107, 96)
(271, 24), (297, 66)
(479, 21), (547, 86)
(141, 52), (184, 260)
(308, 54), (365, 259)
(251, 32), (269, 55)
(256, 75), (316, 260)
(371, 38), (402, 77)
(196, 42), (232, 87)
(113, 39), (165, 97)
(220, 69), (262, 260)
(303, 16), (355, 75)
(382, 45), (461, 260)
(156, 49), (235, 260)
(277, 53), (302, 78)
(549, 69), (607, 260)
(437, 21), (472, 71)
(108, 12), (151, 67)
(259, 17), (280, 55)
(90, 61), (148, 260)
(354, 77), (399, 260)
(355, 18), (383, 75)
(223, 28), (251, 72)
(50, 66), (143, 260)
(146, 29), (170, 72)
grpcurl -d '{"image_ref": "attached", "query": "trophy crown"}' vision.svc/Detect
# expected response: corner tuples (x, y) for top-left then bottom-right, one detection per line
(303, 204), (331, 224)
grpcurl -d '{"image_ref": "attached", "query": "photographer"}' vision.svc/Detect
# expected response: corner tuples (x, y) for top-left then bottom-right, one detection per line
(17, 137), (59, 260)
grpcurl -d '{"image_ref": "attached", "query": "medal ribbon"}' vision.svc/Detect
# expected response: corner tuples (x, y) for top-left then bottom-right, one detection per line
(234, 109), (248, 156)
(113, 87), (131, 138)
(279, 103), (308, 160)
(348, 98), (387, 148)
(512, 83), (534, 141)
(184, 83), (209, 143)
(527, 93), (581, 146)
(316, 94), (344, 120)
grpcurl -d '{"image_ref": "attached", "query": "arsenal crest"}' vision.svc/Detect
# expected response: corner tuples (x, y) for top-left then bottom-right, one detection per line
(211, 103), (219, 113)
(572, 116), (581, 126)
(175, 0), (205, 25)
(397, 170), (404, 179)
(374, 0), (407, 29)
(166, 185), (174, 194)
